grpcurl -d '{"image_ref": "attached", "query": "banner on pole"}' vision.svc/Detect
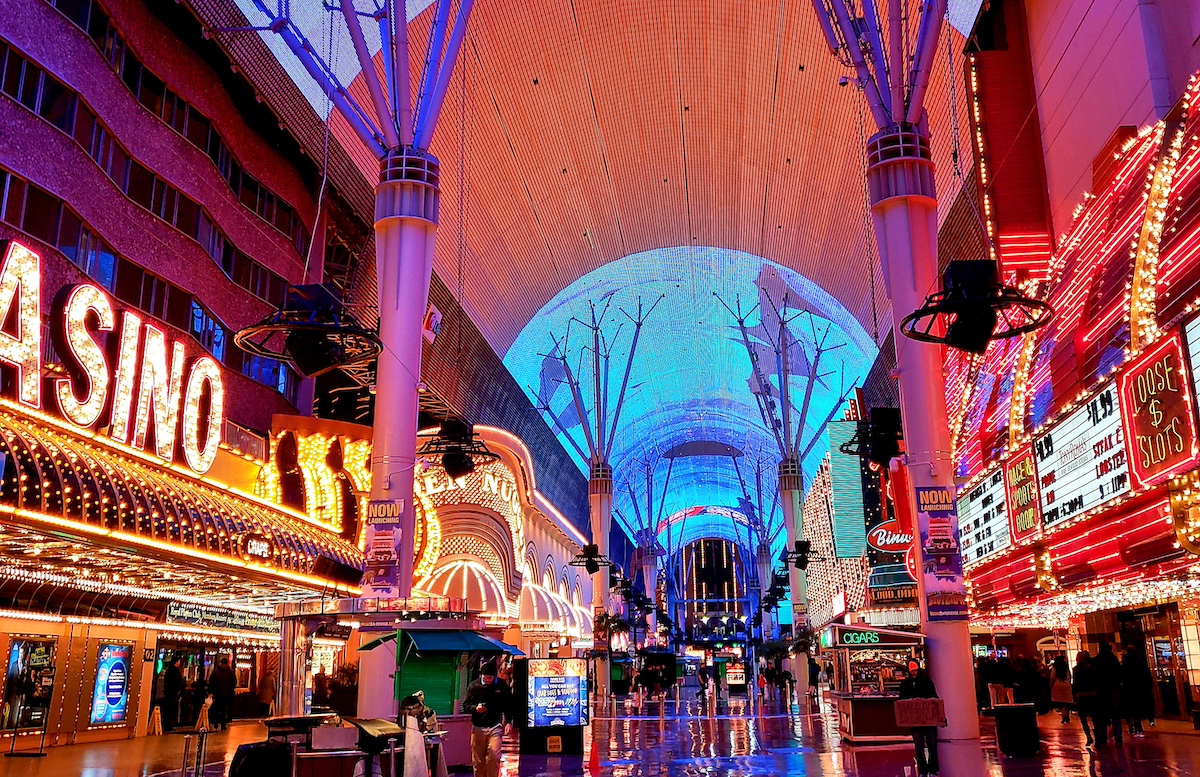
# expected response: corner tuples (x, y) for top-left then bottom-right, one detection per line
(914, 486), (968, 621)
(363, 499), (404, 596)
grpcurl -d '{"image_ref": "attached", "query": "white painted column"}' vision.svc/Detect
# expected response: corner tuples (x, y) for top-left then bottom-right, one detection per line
(778, 457), (809, 693)
(371, 149), (440, 599)
(867, 127), (980, 741)
(590, 463), (613, 698)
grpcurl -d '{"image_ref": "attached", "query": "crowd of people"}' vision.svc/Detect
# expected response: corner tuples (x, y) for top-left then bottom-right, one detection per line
(975, 642), (1157, 750)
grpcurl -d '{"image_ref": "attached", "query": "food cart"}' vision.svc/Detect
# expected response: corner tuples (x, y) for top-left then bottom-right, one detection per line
(820, 624), (925, 744)
(361, 626), (522, 769)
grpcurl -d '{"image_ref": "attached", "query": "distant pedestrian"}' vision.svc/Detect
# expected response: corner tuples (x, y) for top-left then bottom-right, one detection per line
(1072, 651), (1101, 748)
(1120, 645), (1154, 737)
(162, 658), (185, 731)
(899, 661), (940, 777)
(824, 661), (835, 690)
(1094, 642), (1123, 745)
(1049, 655), (1073, 724)
(757, 670), (767, 699)
(207, 657), (237, 731)
(808, 658), (821, 696)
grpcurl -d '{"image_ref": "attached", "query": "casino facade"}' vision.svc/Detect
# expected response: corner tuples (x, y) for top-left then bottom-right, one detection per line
(0, 0), (594, 746)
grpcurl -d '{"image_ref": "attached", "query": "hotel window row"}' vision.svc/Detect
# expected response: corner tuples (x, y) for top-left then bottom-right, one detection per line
(44, 0), (311, 257)
(0, 38), (290, 309)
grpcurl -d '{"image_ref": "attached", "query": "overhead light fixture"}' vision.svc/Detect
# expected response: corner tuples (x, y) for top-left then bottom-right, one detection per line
(569, 544), (615, 575)
(900, 260), (1052, 355)
(416, 417), (500, 479)
(781, 540), (823, 571)
(234, 284), (381, 377)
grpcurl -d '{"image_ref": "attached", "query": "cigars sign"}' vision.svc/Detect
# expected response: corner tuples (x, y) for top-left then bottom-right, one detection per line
(0, 242), (224, 474)
(1117, 331), (1199, 488)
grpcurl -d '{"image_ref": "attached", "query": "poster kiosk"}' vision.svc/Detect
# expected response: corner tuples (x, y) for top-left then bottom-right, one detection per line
(820, 624), (925, 744)
(514, 658), (588, 756)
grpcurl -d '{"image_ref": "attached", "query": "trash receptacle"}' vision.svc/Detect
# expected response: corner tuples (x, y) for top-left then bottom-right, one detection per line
(992, 703), (1040, 757)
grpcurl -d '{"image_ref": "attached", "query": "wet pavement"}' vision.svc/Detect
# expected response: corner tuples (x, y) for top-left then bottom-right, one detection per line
(4, 695), (1200, 776)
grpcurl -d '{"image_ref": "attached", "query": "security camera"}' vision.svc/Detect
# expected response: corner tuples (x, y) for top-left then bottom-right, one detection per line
(838, 76), (850, 87)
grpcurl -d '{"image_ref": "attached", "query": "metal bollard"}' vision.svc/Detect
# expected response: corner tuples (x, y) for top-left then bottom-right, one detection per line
(388, 737), (397, 777)
(290, 741), (299, 777)
(180, 736), (192, 777)
(193, 730), (208, 777)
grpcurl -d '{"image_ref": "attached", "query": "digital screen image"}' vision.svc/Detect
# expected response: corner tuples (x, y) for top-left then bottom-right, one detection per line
(527, 658), (588, 728)
(90, 644), (131, 725)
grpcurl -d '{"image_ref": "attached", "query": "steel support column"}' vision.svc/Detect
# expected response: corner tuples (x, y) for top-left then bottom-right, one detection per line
(778, 457), (809, 693)
(590, 462), (613, 698)
(867, 127), (979, 741)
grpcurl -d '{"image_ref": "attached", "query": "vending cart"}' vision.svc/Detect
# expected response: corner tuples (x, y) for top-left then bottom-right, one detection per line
(820, 624), (925, 744)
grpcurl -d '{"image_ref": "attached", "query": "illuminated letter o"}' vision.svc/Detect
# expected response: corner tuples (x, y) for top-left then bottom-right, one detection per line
(182, 356), (224, 473)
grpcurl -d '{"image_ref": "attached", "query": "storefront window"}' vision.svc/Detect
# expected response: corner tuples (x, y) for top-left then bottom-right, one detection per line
(2, 638), (56, 731)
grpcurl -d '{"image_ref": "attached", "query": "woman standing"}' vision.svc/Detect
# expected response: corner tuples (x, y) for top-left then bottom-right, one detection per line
(1050, 655), (1073, 723)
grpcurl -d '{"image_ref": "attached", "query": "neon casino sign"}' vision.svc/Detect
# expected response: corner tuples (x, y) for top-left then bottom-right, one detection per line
(0, 241), (224, 474)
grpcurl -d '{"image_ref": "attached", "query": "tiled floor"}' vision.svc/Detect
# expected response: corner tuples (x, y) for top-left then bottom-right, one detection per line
(5, 695), (1200, 776)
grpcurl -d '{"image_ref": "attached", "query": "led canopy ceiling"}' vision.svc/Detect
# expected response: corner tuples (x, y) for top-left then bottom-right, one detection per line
(504, 247), (876, 550)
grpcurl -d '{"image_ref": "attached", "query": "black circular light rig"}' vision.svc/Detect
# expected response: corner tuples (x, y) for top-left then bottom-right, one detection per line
(234, 284), (382, 378)
(417, 417), (500, 479)
(900, 259), (1053, 355)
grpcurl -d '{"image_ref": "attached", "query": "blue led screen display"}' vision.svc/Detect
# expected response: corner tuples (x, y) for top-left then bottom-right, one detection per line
(504, 247), (876, 554)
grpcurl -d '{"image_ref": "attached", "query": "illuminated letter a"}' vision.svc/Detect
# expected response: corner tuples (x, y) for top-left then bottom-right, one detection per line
(0, 242), (42, 407)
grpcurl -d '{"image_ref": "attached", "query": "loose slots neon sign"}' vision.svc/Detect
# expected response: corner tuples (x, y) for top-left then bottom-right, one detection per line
(1118, 330), (1200, 488)
(0, 241), (224, 474)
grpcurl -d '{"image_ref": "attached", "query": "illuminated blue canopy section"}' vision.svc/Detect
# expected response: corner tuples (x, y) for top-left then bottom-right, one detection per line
(503, 247), (877, 552)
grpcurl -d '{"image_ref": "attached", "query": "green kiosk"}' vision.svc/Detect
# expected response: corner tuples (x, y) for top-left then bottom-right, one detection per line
(361, 626), (522, 769)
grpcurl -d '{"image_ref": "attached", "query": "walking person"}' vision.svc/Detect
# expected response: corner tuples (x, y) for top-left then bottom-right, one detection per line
(1049, 655), (1074, 724)
(461, 660), (512, 777)
(162, 657), (185, 732)
(1094, 641), (1123, 746)
(207, 656), (237, 731)
(899, 660), (940, 777)
(1120, 645), (1154, 737)
(1072, 651), (1102, 749)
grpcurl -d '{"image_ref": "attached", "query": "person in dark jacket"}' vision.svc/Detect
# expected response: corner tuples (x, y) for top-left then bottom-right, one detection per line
(899, 661), (940, 776)
(1072, 651), (1101, 748)
(1120, 645), (1154, 736)
(461, 660), (512, 777)
(1093, 641), (1123, 746)
(162, 658), (185, 731)
(207, 657), (237, 731)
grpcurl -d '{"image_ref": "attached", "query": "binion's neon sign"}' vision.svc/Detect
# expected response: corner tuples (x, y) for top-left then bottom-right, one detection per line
(0, 241), (224, 474)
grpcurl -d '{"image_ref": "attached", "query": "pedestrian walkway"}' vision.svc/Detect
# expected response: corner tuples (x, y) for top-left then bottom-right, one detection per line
(5, 703), (1200, 776)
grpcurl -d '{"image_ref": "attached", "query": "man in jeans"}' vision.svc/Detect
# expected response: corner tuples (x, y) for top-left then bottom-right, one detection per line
(461, 660), (512, 777)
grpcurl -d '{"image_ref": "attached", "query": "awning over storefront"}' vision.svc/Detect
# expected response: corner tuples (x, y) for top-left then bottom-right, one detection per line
(0, 402), (362, 593)
(360, 629), (523, 655)
(419, 559), (510, 617)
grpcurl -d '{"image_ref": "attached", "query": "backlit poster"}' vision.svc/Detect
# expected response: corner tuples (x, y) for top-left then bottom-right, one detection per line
(363, 499), (404, 597)
(1119, 330), (1200, 488)
(90, 644), (130, 725)
(1003, 445), (1042, 542)
(527, 658), (588, 727)
(915, 486), (968, 621)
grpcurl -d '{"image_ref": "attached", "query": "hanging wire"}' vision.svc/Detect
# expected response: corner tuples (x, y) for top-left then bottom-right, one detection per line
(301, 7), (338, 284)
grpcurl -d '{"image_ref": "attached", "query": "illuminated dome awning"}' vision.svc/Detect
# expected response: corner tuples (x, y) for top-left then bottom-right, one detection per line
(0, 402), (361, 593)
(420, 559), (510, 617)
(520, 583), (582, 636)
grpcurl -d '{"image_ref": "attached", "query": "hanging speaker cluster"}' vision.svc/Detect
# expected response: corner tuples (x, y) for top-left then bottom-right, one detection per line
(900, 260), (1053, 355)
(838, 407), (903, 466)
(234, 284), (381, 378)
(416, 417), (500, 479)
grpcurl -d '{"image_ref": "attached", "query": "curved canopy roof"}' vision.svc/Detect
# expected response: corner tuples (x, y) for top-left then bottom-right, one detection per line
(225, 0), (974, 546)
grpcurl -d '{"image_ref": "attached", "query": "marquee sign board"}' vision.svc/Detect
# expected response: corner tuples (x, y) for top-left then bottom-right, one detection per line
(1003, 445), (1042, 542)
(0, 241), (224, 474)
(1118, 330), (1200, 488)
(957, 467), (1009, 563)
(1034, 381), (1129, 527)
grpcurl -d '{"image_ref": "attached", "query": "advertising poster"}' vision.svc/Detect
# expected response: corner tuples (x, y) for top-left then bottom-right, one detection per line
(527, 659), (588, 728)
(915, 486), (968, 621)
(863, 463), (918, 607)
(1003, 445), (1042, 542)
(90, 644), (130, 725)
(363, 499), (404, 597)
(1118, 331), (1200, 488)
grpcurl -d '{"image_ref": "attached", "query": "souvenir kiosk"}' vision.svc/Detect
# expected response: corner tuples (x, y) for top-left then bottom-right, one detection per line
(820, 624), (925, 744)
